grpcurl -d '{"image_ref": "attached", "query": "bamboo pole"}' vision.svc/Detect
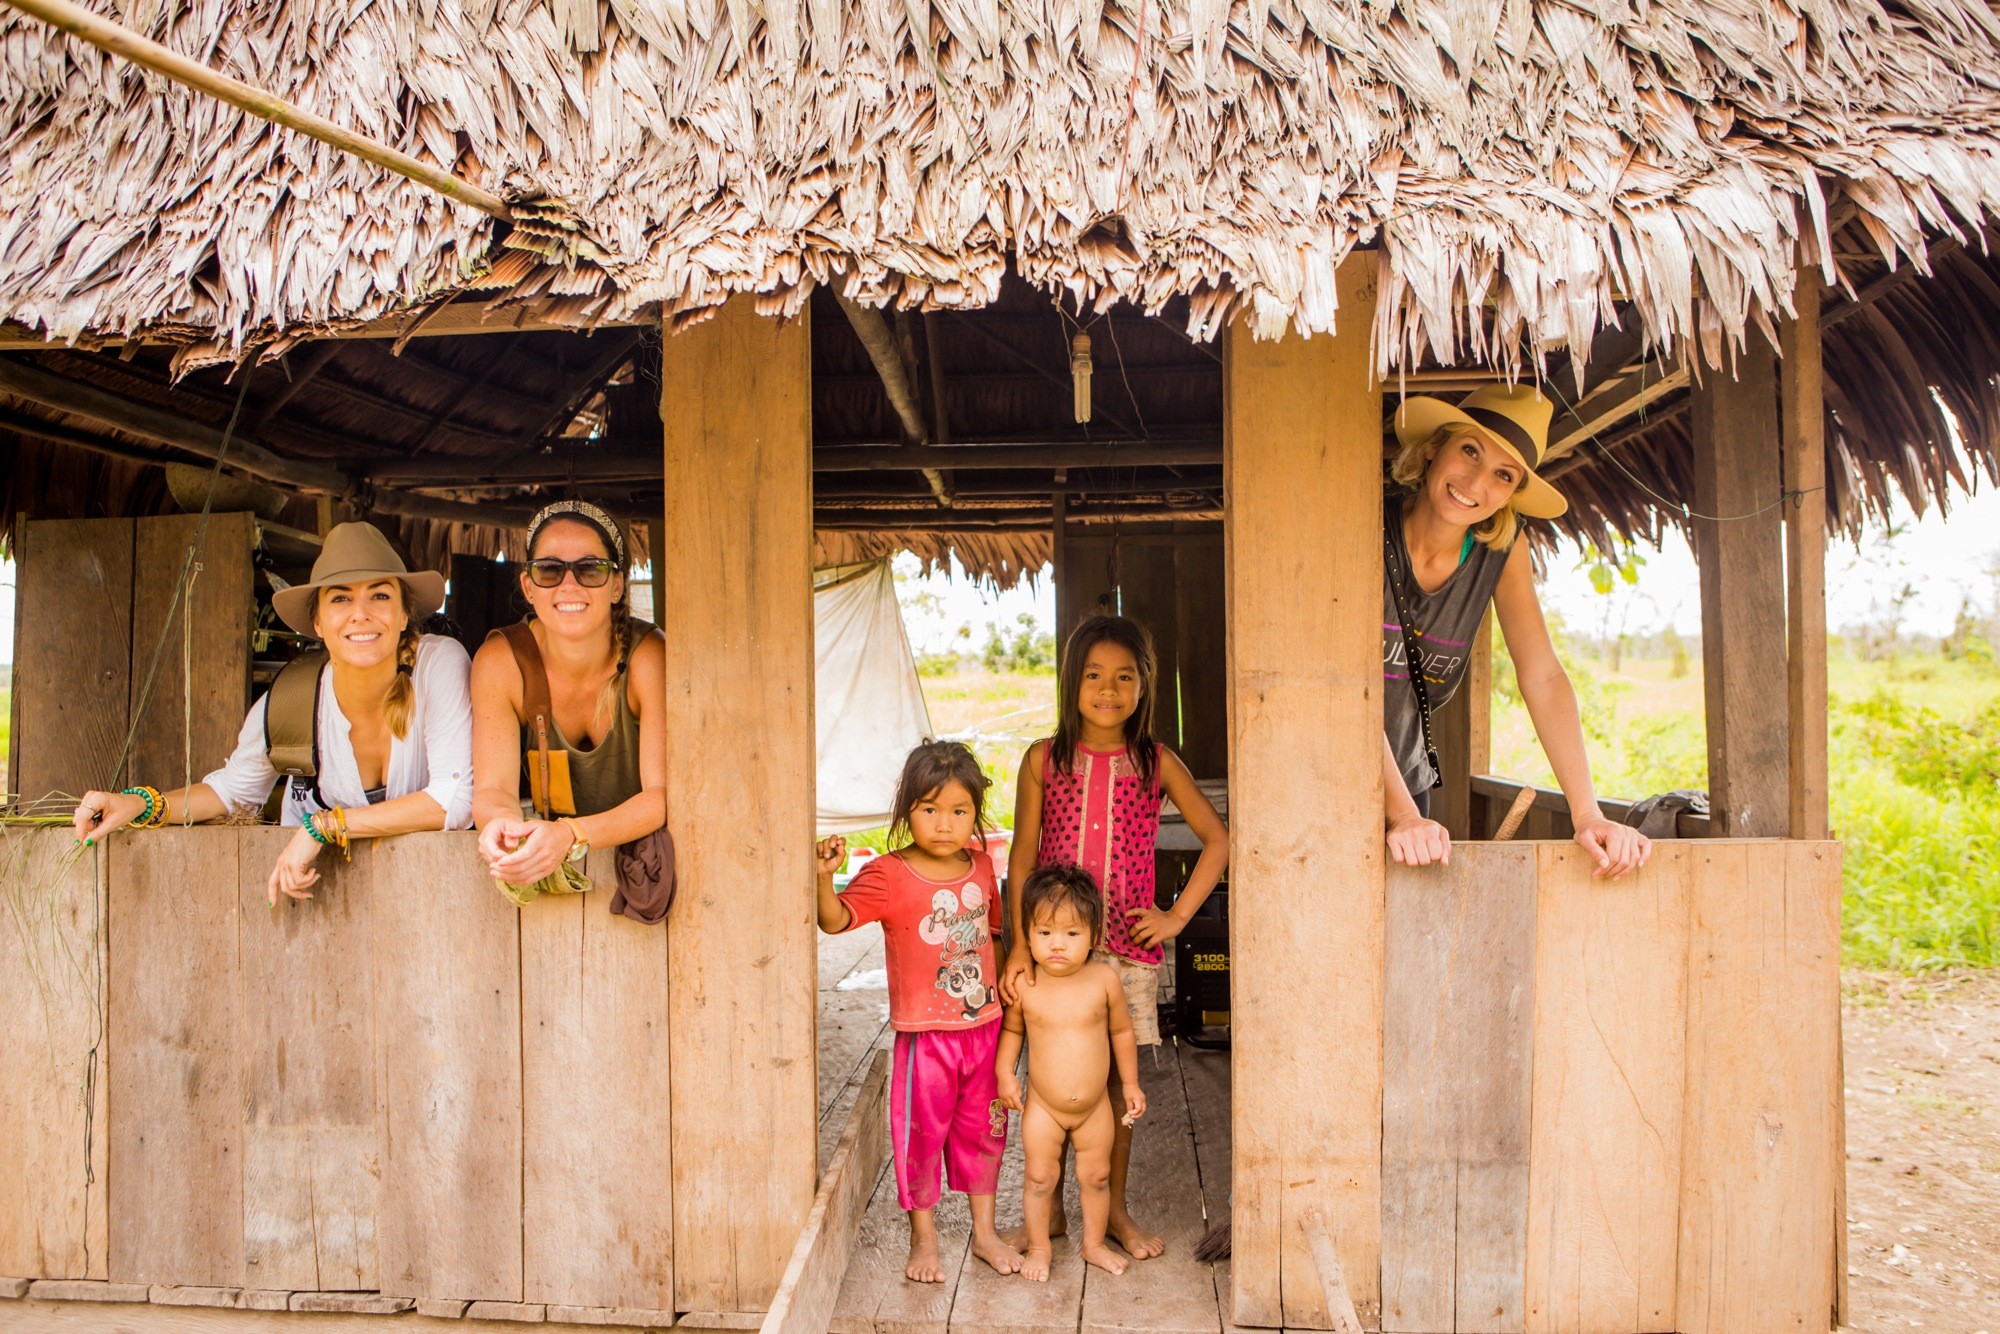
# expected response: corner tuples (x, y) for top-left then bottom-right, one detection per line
(1, 0), (509, 220)
(833, 294), (953, 506)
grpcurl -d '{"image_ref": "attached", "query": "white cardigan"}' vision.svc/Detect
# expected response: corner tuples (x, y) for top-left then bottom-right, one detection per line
(202, 634), (475, 829)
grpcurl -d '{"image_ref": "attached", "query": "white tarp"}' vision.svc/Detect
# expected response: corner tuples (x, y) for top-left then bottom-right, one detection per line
(816, 559), (933, 834)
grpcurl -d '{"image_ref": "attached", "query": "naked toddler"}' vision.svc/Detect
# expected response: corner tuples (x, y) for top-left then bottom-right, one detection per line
(995, 864), (1146, 1280)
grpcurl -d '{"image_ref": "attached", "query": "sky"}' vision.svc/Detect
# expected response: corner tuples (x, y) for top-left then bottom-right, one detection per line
(4, 483), (1995, 666)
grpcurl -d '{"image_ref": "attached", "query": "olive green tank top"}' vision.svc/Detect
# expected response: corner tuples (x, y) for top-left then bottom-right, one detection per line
(519, 621), (648, 817)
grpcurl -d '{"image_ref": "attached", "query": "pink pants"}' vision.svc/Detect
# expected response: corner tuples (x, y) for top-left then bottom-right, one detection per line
(890, 1017), (1006, 1211)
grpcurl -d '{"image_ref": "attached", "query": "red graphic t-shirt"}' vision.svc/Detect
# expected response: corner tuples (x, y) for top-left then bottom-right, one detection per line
(837, 849), (1003, 1032)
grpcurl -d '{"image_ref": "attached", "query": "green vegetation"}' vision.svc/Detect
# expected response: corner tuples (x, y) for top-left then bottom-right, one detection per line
(1493, 638), (2000, 973)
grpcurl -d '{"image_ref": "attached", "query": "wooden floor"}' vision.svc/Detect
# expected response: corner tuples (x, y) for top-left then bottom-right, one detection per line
(816, 931), (1241, 1334)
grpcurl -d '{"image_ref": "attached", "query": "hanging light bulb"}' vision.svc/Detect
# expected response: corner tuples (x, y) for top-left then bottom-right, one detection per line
(1071, 331), (1094, 423)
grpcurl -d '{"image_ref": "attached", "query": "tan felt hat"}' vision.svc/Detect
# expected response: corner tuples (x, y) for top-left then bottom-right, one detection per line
(1392, 384), (1568, 519)
(271, 522), (447, 636)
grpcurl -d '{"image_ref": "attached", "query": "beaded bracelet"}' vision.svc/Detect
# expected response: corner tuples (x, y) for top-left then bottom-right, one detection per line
(303, 812), (334, 848)
(120, 786), (161, 828)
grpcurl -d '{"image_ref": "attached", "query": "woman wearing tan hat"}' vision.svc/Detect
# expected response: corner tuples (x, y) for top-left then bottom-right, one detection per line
(69, 521), (475, 903)
(1383, 385), (1650, 879)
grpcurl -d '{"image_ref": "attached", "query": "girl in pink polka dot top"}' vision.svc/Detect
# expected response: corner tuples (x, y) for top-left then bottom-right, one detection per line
(997, 614), (1229, 1262)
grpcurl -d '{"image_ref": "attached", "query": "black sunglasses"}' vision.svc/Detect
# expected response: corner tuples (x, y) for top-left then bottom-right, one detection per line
(526, 557), (617, 589)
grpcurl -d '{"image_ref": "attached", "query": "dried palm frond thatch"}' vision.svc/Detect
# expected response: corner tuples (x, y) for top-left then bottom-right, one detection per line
(5, 0), (2000, 371)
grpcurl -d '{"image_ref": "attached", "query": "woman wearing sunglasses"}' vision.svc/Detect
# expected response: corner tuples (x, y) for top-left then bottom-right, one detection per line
(471, 500), (668, 891)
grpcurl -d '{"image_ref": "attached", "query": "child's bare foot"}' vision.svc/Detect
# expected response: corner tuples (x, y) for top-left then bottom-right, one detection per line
(971, 1230), (1023, 1275)
(1021, 1244), (1053, 1282)
(905, 1231), (947, 1283)
(1081, 1240), (1129, 1275)
(1109, 1211), (1165, 1260)
(1004, 1205), (1067, 1249)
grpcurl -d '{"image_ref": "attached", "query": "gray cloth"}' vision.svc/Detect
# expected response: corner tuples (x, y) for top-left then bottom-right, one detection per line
(1382, 500), (1509, 797)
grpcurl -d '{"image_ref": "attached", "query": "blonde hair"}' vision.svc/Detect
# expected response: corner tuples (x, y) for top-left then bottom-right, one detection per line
(319, 583), (421, 740)
(1389, 423), (1523, 551)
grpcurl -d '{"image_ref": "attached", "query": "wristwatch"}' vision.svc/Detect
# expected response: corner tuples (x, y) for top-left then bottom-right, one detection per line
(558, 817), (590, 863)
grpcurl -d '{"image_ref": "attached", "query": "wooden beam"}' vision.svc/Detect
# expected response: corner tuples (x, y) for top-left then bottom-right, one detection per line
(0, 355), (532, 528)
(660, 301), (817, 1312)
(1297, 1210), (1364, 1334)
(0, 304), (652, 352)
(245, 342), (342, 433)
(757, 1052), (889, 1334)
(834, 295), (951, 506)
(1691, 342), (1791, 836)
(1225, 254), (1383, 1329)
(1546, 359), (1689, 459)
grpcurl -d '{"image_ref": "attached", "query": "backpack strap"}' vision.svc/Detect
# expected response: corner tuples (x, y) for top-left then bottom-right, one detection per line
(264, 651), (329, 808)
(495, 622), (556, 819)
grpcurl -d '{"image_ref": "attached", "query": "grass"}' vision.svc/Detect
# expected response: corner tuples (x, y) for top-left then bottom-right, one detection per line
(1490, 644), (2000, 973)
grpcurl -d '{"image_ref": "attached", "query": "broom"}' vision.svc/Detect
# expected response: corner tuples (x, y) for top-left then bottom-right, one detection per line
(1194, 1214), (1230, 1261)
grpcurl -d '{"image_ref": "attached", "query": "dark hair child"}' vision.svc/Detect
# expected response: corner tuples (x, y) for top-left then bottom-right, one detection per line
(812, 739), (1022, 1283)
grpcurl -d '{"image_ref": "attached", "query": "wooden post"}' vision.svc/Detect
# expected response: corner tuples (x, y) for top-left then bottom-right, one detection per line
(1781, 282), (1829, 842)
(8, 517), (134, 804)
(1429, 610), (1491, 841)
(1690, 343), (1791, 837)
(1781, 274), (1841, 1331)
(660, 300), (817, 1313)
(1225, 255), (1383, 1329)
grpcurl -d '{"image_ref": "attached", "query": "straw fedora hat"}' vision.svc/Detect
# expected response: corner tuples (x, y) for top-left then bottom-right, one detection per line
(1392, 384), (1568, 519)
(271, 522), (447, 636)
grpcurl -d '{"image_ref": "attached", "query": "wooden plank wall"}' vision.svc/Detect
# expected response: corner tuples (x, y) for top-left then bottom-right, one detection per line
(0, 829), (108, 1280)
(660, 299), (818, 1313)
(1690, 350), (1791, 836)
(237, 829), (379, 1294)
(1376, 840), (1841, 1334)
(109, 828), (245, 1287)
(1381, 844), (1536, 1333)
(9, 517), (134, 802)
(1224, 254), (1384, 1330)
(128, 512), (256, 791)
(521, 852), (675, 1310)
(373, 834), (523, 1302)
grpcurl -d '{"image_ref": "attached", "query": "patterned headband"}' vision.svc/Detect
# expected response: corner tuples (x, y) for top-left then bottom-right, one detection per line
(527, 499), (626, 567)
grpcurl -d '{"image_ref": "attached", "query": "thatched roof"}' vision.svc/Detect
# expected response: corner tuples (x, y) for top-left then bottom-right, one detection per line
(5, 0), (2000, 373)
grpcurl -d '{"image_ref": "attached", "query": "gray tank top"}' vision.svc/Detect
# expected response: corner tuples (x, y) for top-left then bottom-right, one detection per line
(1382, 500), (1509, 797)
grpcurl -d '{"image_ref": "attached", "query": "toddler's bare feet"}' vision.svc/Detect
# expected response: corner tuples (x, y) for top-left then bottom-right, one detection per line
(971, 1230), (1023, 1275)
(1109, 1211), (1165, 1260)
(1080, 1240), (1129, 1275)
(906, 1231), (947, 1283)
(1021, 1244), (1053, 1282)
(1004, 1206), (1067, 1250)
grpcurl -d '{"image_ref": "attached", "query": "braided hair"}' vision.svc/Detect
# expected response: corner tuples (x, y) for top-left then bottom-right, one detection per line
(381, 587), (422, 740)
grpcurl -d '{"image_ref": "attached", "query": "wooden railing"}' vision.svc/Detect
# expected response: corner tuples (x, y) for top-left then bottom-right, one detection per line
(1376, 839), (1841, 1333)
(0, 828), (674, 1316)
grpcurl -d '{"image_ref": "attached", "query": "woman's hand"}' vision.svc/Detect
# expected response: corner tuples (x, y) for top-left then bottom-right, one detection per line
(815, 834), (847, 877)
(1386, 813), (1451, 867)
(267, 826), (324, 905)
(484, 817), (573, 884)
(1573, 816), (1650, 879)
(71, 790), (146, 845)
(1126, 906), (1186, 949)
(998, 947), (1035, 1006)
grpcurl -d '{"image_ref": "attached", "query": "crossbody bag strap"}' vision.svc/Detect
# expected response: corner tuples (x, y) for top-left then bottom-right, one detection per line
(1383, 531), (1444, 792)
(495, 622), (556, 819)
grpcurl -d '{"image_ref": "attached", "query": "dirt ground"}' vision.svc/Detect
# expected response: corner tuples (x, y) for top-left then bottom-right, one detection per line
(1843, 969), (2000, 1332)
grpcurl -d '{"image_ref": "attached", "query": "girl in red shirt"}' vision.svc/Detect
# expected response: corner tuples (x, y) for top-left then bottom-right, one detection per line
(815, 741), (1022, 1283)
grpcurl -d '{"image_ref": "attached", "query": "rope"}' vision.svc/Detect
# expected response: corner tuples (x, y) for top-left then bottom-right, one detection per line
(107, 372), (255, 788)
